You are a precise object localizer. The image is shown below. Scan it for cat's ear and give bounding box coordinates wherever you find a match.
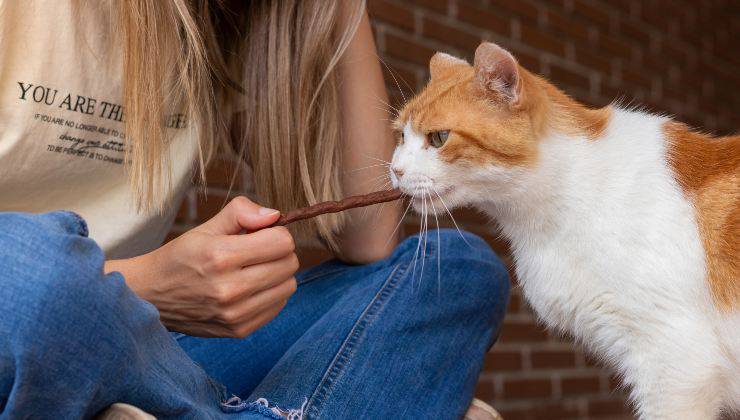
[429,52,469,79]
[474,42,523,106]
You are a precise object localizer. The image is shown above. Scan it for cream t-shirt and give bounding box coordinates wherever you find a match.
[0,1,198,259]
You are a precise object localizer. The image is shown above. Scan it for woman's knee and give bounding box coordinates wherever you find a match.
[0,211,114,336]
[393,229,510,319]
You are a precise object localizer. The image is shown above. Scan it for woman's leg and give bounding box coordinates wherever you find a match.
[178,229,510,419]
[0,212,230,419]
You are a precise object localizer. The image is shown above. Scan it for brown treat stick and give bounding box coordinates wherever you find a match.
[272,188,403,227]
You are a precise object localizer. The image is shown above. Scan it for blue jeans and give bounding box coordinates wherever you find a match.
[0,211,509,419]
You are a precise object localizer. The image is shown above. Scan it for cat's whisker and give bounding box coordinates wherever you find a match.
[431,186,471,248]
[372,180,394,223]
[376,54,417,98]
[372,91,400,112]
[372,104,399,118]
[344,162,390,174]
[384,191,415,249]
[362,154,392,166]
[409,187,424,289]
[376,56,409,103]
[424,191,430,281]
[417,188,432,290]
[428,190,442,297]
[357,172,391,189]
[362,176,392,219]
[371,94,400,118]
[363,174,391,196]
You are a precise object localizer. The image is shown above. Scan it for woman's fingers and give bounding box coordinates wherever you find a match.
[200,196,281,235]
[167,298,289,339]
[228,300,288,338]
[224,226,295,267]
[207,253,298,304]
[198,226,295,274]
[218,277,297,327]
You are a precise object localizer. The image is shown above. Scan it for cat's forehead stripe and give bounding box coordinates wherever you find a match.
[405,80,467,132]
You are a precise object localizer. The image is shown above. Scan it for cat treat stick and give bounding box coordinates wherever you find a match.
[272,188,403,227]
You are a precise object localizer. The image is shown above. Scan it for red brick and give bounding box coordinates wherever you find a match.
[499,402,581,420]
[206,159,242,190]
[520,23,566,56]
[621,65,652,90]
[367,0,415,32]
[548,64,590,90]
[408,0,447,14]
[385,32,436,66]
[506,292,524,313]
[588,397,632,417]
[422,15,481,52]
[487,0,540,24]
[572,0,612,29]
[498,319,549,343]
[483,349,523,371]
[640,3,678,33]
[544,9,591,43]
[474,379,496,401]
[530,349,577,369]
[561,375,602,395]
[502,377,552,399]
[618,18,651,44]
[574,46,613,74]
[662,41,690,65]
[598,34,633,59]
[457,0,510,35]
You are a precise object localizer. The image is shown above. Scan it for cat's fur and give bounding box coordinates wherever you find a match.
[390,42,739,419]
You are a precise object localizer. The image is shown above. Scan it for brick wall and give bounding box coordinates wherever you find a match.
[170,1,739,419]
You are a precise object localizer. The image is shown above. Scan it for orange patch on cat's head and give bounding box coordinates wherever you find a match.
[394,42,610,168]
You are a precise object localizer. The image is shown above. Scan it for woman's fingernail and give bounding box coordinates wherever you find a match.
[259,207,279,215]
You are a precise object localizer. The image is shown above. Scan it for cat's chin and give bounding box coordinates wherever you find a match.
[406,186,458,216]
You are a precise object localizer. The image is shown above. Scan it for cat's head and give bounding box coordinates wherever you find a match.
[390,42,599,213]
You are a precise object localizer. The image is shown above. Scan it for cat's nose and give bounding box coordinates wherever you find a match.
[392,167,404,177]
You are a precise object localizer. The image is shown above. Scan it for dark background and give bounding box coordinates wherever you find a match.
[172,1,739,418]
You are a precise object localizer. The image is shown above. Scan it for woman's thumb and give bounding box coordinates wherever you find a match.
[201,196,280,235]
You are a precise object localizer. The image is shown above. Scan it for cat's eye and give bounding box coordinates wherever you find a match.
[399,131,405,144]
[427,130,449,148]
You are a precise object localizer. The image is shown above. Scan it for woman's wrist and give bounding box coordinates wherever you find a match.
[104,251,160,298]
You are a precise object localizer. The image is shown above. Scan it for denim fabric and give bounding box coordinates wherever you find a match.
[0,211,509,419]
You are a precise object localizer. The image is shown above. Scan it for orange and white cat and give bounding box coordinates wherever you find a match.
[390,42,739,419]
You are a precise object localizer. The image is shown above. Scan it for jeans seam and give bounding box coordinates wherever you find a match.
[303,262,408,419]
[298,268,347,286]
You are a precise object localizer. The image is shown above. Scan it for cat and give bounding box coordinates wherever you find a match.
[389,42,739,419]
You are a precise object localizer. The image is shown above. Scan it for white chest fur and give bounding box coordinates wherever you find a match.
[482,109,708,336]
[477,109,738,418]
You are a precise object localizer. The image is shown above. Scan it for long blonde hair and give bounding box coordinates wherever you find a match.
[119,0,365,247]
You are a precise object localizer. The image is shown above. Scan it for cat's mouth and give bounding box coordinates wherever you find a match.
[405,185,452,215]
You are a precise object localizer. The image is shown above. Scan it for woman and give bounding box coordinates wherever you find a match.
[0,1,510,418]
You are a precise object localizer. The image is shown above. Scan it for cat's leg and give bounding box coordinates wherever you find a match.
[626,328,725,420]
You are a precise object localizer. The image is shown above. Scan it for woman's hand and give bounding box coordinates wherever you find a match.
[106,197,298,338]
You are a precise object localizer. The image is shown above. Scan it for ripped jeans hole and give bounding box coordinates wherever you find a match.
[220,395,307,420]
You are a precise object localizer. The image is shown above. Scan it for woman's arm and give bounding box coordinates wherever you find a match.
[336,9,402,264]
[105,197,298,338]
